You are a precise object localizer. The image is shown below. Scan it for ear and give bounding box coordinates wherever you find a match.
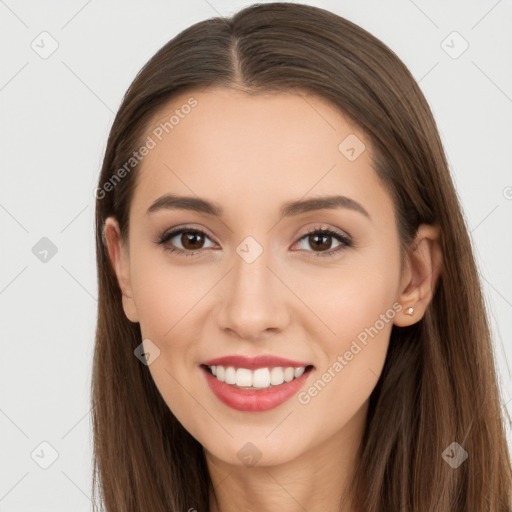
[394,223,443,327]
[103,216,139,323]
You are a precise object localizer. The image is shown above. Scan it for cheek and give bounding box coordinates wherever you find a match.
[292,243,401,348]
[129,247,209,339]
[291,283,396,448]
[300,243,400,413]
[128,251,211,431]
[291,241,400,407]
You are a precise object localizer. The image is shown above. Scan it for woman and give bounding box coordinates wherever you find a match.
[91,3,512,511]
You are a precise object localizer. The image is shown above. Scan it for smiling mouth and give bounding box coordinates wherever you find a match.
[201,363,314,390]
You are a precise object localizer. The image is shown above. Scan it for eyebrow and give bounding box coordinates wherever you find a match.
[146,193,370,220]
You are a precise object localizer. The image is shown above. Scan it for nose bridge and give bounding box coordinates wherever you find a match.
[232,237,274,295]
[216,234,289,338]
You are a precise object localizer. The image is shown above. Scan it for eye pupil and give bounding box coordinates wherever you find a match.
[182,232,204,250]
[310,234,331,251]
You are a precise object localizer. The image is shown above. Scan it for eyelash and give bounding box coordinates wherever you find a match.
[156,225,353,259]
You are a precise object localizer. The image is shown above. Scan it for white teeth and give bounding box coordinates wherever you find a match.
[270,367,285,386]
[216,365,225,382]
[235,368,253,387]
[207,365,308,389]
[283,367,295,382]
[224,366,236,385]
[294,366,305,378]
[252,368,271,388]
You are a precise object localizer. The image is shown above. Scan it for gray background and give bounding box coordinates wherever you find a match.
[1,0,511,510]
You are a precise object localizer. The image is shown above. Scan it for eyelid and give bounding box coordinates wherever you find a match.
[158,223,217,243]
[295,224,352,244]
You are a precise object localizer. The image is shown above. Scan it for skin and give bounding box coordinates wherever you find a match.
[105,86,442,512]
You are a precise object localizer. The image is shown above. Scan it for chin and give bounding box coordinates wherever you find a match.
[201,430,309,469]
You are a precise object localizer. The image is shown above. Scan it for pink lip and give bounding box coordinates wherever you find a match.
[201,354,312,370]
[201,365,313,412]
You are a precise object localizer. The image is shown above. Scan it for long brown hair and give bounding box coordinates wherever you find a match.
[91,3,512,510]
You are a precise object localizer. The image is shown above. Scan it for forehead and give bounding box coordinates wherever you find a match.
[130,86,393,224]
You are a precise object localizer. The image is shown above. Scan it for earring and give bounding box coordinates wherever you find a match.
[405,307,414,315]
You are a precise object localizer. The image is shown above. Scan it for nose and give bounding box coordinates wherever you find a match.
[215,247,291,341]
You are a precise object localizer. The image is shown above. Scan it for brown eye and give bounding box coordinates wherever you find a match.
[157,227,216,255]
[308,233,333,251]
[181,231,205,250]
[295,227,352,258]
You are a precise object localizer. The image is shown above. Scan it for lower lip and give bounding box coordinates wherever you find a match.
[201,365,313,412]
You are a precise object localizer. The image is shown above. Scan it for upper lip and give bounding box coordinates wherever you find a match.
[201,355,313,370]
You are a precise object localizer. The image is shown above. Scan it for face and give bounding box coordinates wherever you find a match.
[107,86,408,467]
